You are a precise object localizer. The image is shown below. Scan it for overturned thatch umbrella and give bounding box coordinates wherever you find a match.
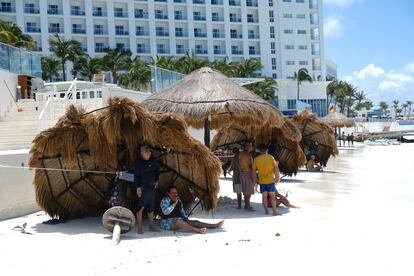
[142,67,284,147]
[211,119,306,176]
[320,111,355,128]
[292,110,339,166]
[29,97,221,220]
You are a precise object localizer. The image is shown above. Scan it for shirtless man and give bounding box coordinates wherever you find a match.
[238,142,255,211]
[306,155,322,172]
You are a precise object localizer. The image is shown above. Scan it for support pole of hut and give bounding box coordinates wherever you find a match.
[112,223,121,245]
[204,115,211,148]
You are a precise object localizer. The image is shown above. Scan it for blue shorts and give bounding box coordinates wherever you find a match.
[259,183,276,193]
[136,187,155,213]
[160,217,186,230]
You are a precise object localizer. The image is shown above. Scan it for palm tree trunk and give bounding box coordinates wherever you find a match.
[297,81,300,100]
[62,61,66,81]
[112,70,117,84]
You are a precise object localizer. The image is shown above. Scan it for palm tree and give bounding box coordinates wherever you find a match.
[210,57,235,77]
[354,91,366,107]
[48,34,82,81]
[379,101,389,116]
[392,100,399,118]
[402,103,408,117]
[102,46,132,84]
[344,82,357,117]
[75,56,103,81]
[176,51,208,74]
[232,58,262,77]
[41,56,59,82]
[119,57,151,90]
[0,20,35,49]
[363,100,374,110]
[152,56,177,71]
[245,77,278,101]
[294,68,312,100]
[405,100,412,117]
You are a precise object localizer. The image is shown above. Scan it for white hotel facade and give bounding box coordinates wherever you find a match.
[0,0,330,116]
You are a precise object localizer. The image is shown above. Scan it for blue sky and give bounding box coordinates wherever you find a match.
[323,0,414,105]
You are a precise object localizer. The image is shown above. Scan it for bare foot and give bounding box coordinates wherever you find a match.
[137,227,144,234]
[149,225,161,232]
[272,211,279,216]
[196,227,207,234]
[264,209,269,215]
[216,220,225,228]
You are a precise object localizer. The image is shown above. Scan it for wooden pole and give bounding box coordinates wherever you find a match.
[204,116,211,148]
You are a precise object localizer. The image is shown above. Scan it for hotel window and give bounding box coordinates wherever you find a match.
[268,0,273,6]
[298,45,308,50]
[89,91,95,99]
[287,99,296,110]
[299,61,308,65]
[115,26,124,35]
[157,44,166,53]
[271,58,277,70]
[284,29,293,34]
[286,61,295,65]
[269,11,274,22]
[297,30,307,34]
[296,0,305,2]
[176,44,184,54]
[114,8,123,17]
[283,13,292,18]
[270,26,275,38]
[297,14,306,19]
[272,73,277,79]
[284,45,294,49]
[137,44,147,53]
[283,0,292,2]
[270,42,276,54]
[1,2,12,12]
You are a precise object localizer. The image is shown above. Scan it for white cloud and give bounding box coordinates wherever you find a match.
[324,0,363,8]
[403,62,414,74]
[342,64,414,105]
[378,81,400,91]
[324,16,343,38]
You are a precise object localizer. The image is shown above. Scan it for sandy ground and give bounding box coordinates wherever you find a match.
[1,143,414,276]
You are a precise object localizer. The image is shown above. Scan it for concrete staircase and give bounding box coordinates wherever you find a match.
[0,100,40,151]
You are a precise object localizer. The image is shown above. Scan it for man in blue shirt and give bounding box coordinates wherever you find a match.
[134,144,160,234]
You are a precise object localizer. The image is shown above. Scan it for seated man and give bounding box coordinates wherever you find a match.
[267,190,299,209]
[306,155,322,172]
[160,186,224,234]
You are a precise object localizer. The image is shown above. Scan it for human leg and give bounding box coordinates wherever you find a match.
[244,194,254,211]
[187,219,224,229]
[147,212,160,232]
[261,191,269,214]
[172,219,206,234]
[268,191,278,215]
[236,193,242,209]
[136,207,144,234]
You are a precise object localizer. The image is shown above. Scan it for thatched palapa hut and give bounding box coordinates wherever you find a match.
[211,120,307,176]
[292,110,339,166]
[29,97,221,220]
[320,111,355,128]
[142,67,284,147]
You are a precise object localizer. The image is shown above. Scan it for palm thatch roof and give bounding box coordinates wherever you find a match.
[211,119,306,176]
[320,111,355,128]
[291,110,339,166]
[142,67,284,130]
[28,97,221,220]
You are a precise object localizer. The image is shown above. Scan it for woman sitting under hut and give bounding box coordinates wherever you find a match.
[306,155,322,172]
[160,186,224,234]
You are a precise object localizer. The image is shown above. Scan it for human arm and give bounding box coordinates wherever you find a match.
[273,160,280,183]
[160,197,178,215]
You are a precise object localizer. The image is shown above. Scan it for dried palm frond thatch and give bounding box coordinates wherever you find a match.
[292,110,339,166]
[142,67,284,146]
[320,111,355,128]
[211,119,306,176]
[29,97,221,220]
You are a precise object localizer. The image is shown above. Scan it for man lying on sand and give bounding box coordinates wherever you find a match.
[160,186,224,234]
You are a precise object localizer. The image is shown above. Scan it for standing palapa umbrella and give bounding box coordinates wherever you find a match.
[142,67,284,148]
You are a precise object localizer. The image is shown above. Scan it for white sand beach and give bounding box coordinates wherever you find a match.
[1,143,413,276]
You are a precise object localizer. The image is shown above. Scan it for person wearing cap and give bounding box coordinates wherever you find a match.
[253,143,280,216]
[133,144,160,234]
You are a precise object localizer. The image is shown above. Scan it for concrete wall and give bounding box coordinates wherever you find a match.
[0,150,39,221]
[0,70,18,120]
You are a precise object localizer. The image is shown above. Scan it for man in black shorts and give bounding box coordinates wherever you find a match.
[134,144,160,234]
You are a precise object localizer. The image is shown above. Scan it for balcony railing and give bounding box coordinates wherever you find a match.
[248,33,259,39]
[137,48,149,54]
[47,8,63,15]
[25,27,41,33]
[312,50,320,55]
[94,29,108,35]
[174,14,187,20]
[313,66,321,70]
[115,30,129,35]
[211,0,223,4]
[212,15,224,21]
[93,11,107,17]
[195,49,207,54]
[212,32,225,38]
[193,15,206,21]
[72,28,86,34]
[157,48,170,54]
[214,49,225,55]
[0,6,16,12]
[48,27,64,33]
[156,31,169,36]
[135,11,148,18]
[95,47,106,53]
[246,0,258,7]
[174,0,186,3]
[114,11,128,17]
[247,17,259,23]
[175,31,188,37]
[71,9,85,16]
[230,33,242,39]
[193,0,205,4]
[24,7,40,14]
[249,50,260,55]
[231,49,243,55]
[136,30,149,36]
[229,0,241,6]
[194,32,207,38]
[176,48,189,54]
[311,34,320,40]
[0,42,42,78]
[230,16,242,22]
[155,13,168,19]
